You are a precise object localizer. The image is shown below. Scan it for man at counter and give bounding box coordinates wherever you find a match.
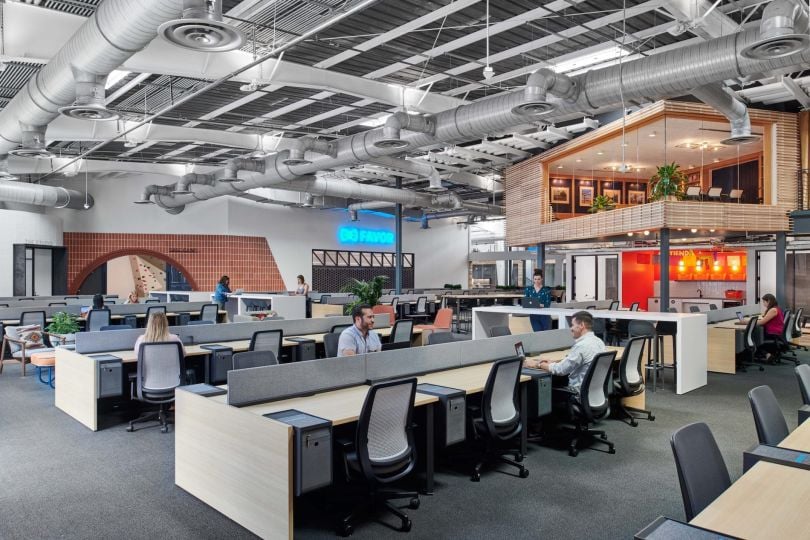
[524,311,605,396]
[338,304,382,356]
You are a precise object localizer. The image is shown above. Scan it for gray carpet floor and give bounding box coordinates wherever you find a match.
[1,353,806,540]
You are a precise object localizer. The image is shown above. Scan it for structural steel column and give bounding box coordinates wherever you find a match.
[395,176,403,294]
[660,228,670,313]
[776,232,786,306]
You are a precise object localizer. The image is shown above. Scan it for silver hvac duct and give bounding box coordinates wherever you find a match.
[220,157,266,183]
[423,209,478,220]
[369,156,445,191]
[172,172,217,195]
[0,155,17,179]
[376,111,436,149]
[347,201,395,211]
[158,0,243,52]
[282,137,337,166]
[691,84,759,145]
[0,179,93,210]
[511,68,577,116]
[741,0,810,60]
[0,0,185,156]
[58,69,118,121]
[8,124,53,159]
[147,25,810,213]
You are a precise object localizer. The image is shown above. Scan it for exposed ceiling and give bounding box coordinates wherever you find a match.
[1,0,808,215]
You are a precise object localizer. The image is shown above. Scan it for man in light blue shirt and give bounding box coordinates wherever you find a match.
[338,304,382,356]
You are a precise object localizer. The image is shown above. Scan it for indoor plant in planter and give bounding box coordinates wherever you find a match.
[589,194,616,213]
[46,311,81,345]
[342,275,389,314]
[649,162,687,201]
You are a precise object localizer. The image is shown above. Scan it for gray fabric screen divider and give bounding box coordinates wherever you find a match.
[364,343,461,382]
[458,329,574,366]
[0,305,83,321]
[227,355,367,407]
[706,303,760,323]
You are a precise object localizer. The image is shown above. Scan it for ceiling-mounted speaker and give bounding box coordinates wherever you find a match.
[159,0,244,52]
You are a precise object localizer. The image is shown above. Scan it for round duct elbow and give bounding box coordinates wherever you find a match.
[158,1,244,52]
[59,102,118,122]
[741,1,810,59]
[720,133,761,145]
[8,125,54,159]
[740,32,810,59]
[133,198,155,204]
[282,148,312,166]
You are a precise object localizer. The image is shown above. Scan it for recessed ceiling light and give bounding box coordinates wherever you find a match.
[709,229,715,232]
[575,158,582,163]
[557,165,564,169]
[627,232,634,236]
[596,151,604,155]
[643,230,650,236]
[691,228,698,233]
[648,132,656,138]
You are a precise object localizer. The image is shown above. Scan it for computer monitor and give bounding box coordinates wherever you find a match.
[521,297,541,309]
[514,341,525,358]
[736,311,744,322]
[233,288,245,295]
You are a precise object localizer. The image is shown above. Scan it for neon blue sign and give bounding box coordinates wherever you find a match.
[338,227,395,245]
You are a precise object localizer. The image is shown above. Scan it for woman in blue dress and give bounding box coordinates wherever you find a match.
[214,275,231,310]
[524,270,552,331]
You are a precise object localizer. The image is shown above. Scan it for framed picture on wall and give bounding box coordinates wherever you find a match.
[603,188,622,204]
[550,186,570,204]
[579,185,594,206]
[628,189,646,205]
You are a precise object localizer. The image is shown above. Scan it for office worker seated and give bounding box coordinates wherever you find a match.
[134,312,184,354]
[524,311,605,395]
[757,293,785,360]
[338,304,381,357]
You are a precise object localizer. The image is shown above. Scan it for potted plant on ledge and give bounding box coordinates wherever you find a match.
[649,162,687,201]
[589,194,616,213]
[342,275,389,314]
[46,311,81,346]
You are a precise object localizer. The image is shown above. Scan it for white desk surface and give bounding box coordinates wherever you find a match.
[472,305,705,322]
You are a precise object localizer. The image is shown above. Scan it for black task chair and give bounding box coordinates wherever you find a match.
[670,422,731,521]
[762,310,797,365]
[187,320,215,326]
[233,350,278,370]
[612,336,655,426]
[123,315,138,328]
[324,333,341,358]
[48,302,67,306]
[86,308,111,332]
[249,329,283,360]
[738,316,763,372]
[489,325,512,337]
[144,299,160,304]
[796,364,810,406]
[748,385,789,445]
[319,294,331,304]
[330,323,352,334]
[405,296,431,323]
[553,351,617,456]
[689,305,701,313]
[629,302,639,311]
[629,320,663,390]
[608,301,620,311]
[427,332,467,345]
[338,378,420,536]
[468,357,529,481]
[146,305,167,320]
[127,341,184,433]
[591,317,610,343]
[389,319,413,345]
[100,324,133,331]
[709,304,718,310]
[199,303,219,323]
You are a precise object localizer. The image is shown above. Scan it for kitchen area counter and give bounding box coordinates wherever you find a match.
[648,296,744,312]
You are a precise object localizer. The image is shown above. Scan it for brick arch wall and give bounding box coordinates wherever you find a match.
[64,233,285,294]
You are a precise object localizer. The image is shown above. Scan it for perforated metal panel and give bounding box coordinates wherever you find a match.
[312,249,414,292]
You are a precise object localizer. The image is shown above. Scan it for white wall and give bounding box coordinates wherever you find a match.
[0,209,63,296]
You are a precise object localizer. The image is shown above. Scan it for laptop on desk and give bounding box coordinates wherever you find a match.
[735,311,747,325]
[521,297,541,309]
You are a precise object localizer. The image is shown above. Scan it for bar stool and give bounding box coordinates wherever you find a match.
[656,320,677,389]
[628,320,663,391]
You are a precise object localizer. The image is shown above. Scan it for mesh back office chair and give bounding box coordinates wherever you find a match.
[685,185,702,200]
[187,320,215,326]
[553,351,617,457]
[689,305,701,313]
[123,315,138,328]
[233,350,278,370]
[670,422,731,520]
[390,319,413,345]
[629,302,639,311]
[199,303,219,323]
[796,364,810,405]
[612,337,655,426]
[609,301,620,311]
[405,296,430,323]
[428,332,461,345]
[320,294,331,304]
[790,307,807,352]
[249,329,283,360]
[591,317,609,343]
[146,305,167,320]
[738,315,763,372]
[748,385,789,445]
[762,310,797,365]
[707,187,723,200]
[629,320,663,390]
[86,308,111,332]
[144,299,160,304]
[489,325,512,337]
[48,302,67,306]
[127,341,184,433]
[709,304,718,310]
[729,188,743,202]
[469,357,529,481]
[323,333,341,358]
[338,378,420,536]
[390,296,399,314]
[100,325,133,331]
[330,324,351,334]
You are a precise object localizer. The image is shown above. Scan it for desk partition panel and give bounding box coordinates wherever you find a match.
[0,304,83,321]
[364,343,461,382]
[706,303,760,324]
[227,355,367,407]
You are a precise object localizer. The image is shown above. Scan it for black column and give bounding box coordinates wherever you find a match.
[536,242,545,274]
[395,176,403,295]
[660,228,670,313]
[776,232,786,306]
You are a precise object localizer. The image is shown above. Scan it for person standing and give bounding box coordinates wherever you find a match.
[524,270,553,331]
[295,275,311,295]
[214,275,231,310]
[337,304,382,356]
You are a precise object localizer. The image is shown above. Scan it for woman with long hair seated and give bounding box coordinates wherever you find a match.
[757,293,785,362]
[134,312,184,354]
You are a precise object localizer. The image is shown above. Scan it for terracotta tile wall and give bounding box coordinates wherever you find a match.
[64,233,285,294]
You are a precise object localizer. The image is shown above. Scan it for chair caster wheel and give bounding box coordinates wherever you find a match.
[759,367,764,372]
[401,518,412,532]
[126,426,134,432]
[648,414,655,421]
[338,523,354,537]
[600,433,608,440]
[609,447,616,454]
[515,453,524,462]
[630,420,638,427]
[569,449,578,457]
[161,426,169,433]
[471,473,481,482]
[519,468,529,478]
[409,497,420,509]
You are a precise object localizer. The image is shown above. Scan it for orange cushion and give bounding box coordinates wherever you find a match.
[30,352,56,366]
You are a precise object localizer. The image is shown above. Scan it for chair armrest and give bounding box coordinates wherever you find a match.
[3,335,25,345]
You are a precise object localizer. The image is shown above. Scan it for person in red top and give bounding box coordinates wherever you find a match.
[757,293,784,361]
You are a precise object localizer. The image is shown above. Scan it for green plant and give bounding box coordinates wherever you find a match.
[443,283,462,290]
[342,275,389,313]
[649,162,687,201]
[46,311,80,335]
[588,194,616,213]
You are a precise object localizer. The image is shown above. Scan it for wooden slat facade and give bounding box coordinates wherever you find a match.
[505,101,800,246]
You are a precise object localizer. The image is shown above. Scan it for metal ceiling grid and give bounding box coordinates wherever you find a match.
[266,92,372,125]
[0,62,41,109]
[38,0,102,17]
[217,86,324,121]
[113,75,208,118]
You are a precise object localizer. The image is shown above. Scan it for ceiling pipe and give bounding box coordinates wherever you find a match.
[423,209,478,220]
[740,0,810,60]
[690,84,759,145]
[511,68,578,116]
[157,0,243,52]
[347,201,395,211]
[220,156,266,183]
[57,68,118,121]
[0,179,93,210]
[369,156,445,191]
[282,137,337,166]
[375,111,436,149]
[7,124,54,159]
[172,172,217,195]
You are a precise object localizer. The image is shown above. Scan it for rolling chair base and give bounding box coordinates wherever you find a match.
[558,424,616,457]
[126,405,172,433]
[338,490,419,536]
[471,453,528,482]
[615,404,655,427]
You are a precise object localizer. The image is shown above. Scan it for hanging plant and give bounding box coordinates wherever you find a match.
[649,162,687,201]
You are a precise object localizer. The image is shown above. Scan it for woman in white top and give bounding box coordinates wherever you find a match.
[295,275,311,295]
[133,312,184,354]
[124,291,139,304]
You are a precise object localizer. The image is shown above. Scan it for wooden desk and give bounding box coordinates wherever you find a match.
[417,362,531,394]
[707,320,748,374]
[176,385,439,540]
[690,461,810,539]
[779,416,810,451]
